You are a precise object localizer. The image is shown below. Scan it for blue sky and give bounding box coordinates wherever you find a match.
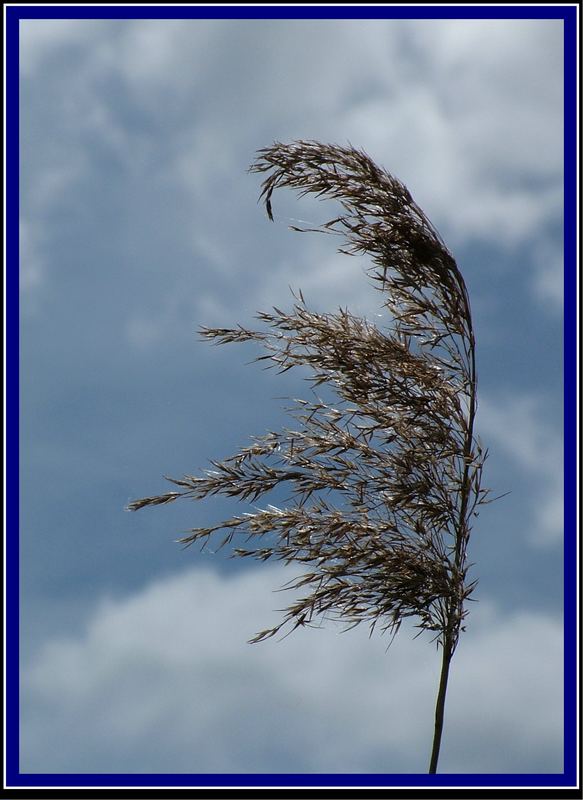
[17,13,566,778]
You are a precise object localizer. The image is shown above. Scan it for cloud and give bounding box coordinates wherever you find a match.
[478,393,563,546]
[19,17,563,328]
[337,19,562,246]
[19,19,99,76]
[531,238,564,313]
[19,220,44,293]
[21,563,563,776]
[116,19,216,99]
[19,161,84,311]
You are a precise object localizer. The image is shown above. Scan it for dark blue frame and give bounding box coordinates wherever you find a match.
[5,2,579,792]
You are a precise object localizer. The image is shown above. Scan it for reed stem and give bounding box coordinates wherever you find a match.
[429,637,453,773]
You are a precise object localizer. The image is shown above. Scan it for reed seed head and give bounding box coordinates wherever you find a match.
[128,140,490,651]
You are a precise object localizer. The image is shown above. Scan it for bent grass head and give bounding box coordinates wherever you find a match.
[128,140,492,770]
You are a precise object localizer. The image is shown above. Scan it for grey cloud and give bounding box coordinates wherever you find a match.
[478,393,563,547]
[21,564,563,775]
[19,17,563,326]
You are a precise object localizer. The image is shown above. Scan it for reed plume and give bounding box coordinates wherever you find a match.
[128,140,491,773]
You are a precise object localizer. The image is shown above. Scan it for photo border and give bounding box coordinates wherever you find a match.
[4,2,580,794]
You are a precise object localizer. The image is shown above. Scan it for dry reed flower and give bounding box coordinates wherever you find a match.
[128,140,492,773]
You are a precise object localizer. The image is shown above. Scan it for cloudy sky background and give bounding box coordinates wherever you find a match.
[18,13,566,778]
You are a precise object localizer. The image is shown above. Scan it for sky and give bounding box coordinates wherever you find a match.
[17,11,567,779]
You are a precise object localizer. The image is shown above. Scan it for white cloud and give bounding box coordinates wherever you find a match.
[22,17,562,235]
[19,17,563,324]
[478,393,563,546]
[336,19,563,249]
[21,563,563,776]
[402,19,563,180]
[117,19,212,92]
[250,233,380,321]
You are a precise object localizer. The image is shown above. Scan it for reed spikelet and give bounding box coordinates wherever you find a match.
[128,140,492,773]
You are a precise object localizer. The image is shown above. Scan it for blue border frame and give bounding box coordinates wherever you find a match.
[6,2,579,792]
